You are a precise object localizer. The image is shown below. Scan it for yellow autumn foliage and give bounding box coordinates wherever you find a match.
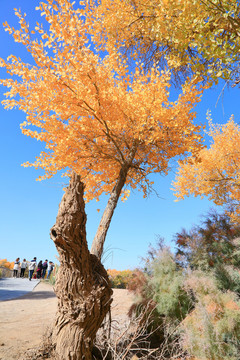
[107,268,134,288]
[0,259,14,269]
[174,117,240,222]
[91,0,240,82]
[0,0,205,203]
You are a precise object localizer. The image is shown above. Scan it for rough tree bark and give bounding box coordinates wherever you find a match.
[50,173,113,360]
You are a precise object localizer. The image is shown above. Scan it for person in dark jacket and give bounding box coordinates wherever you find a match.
[28,257,37,281]
[20,259,27,278]
[41,260,48,279]
[36,260,43,279]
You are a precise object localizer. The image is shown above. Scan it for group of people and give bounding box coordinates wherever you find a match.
[13,257,55,281]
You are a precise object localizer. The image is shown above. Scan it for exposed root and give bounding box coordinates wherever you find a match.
[20,327,56,360]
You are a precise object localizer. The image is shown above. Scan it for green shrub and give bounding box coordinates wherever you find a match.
[128,245,192,353]
[214,264,240,295]
[148,248,191,321]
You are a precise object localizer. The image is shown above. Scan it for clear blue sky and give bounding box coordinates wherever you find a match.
[0,1,239,270]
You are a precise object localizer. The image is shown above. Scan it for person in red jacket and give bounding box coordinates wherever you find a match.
[36,260,43,279]
[41,260,48,279]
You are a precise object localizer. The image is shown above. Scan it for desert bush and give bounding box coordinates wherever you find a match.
[175,211,240,271]
[107,269,135,289]
[174,211,240,297]
[148,248,191,321]
[128,245,191,355]
[129,247,191,320]
[212,238,240,295]
[214,264,240,296]
[127,269,148,297]
[182,271,240,360]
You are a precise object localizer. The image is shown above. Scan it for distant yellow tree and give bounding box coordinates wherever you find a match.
[174,117,240,222]
[0,259,14,269]
[107,269,134,288]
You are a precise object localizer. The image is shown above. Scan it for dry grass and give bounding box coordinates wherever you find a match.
[94,303,187,360]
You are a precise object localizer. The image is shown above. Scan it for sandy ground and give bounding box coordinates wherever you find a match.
[0,282,134,360]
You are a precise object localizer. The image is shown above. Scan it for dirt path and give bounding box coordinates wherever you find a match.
[0,282,134,360]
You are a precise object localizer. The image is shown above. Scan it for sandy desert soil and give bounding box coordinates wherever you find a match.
[0,282,134,360]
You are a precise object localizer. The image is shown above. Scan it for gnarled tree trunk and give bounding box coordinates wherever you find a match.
[50,173,112,360]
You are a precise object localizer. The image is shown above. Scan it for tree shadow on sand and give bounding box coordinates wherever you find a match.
[0,289,56,301]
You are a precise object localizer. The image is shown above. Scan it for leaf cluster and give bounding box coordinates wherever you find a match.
[91,0,240,84]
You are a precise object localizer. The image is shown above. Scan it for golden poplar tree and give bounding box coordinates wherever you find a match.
[0,0,205,358]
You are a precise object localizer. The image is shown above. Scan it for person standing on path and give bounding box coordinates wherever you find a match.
[20,259,27,278]
[28,257,37,281]
[47,261,54,279]
[13,258,20,278]
[36,260,43,279]
[41,260,48,279]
